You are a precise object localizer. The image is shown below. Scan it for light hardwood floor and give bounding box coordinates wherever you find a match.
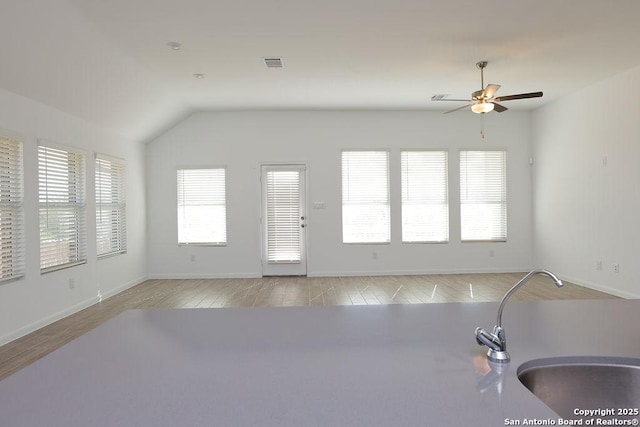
[0,273,617,381]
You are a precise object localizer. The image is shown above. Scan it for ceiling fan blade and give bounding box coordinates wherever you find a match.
[443,104,471,114]
[482,84,501,99]
[492,102,508,113]
[431,96,472,102]
[494,91,543,102]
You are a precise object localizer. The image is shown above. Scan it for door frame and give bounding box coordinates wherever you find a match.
[259,163,309,276]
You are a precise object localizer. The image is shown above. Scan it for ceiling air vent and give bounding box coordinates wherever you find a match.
[264,57,283,68]
[431,94,450,101]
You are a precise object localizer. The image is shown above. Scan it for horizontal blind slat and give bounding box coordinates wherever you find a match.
[96,155,127,257]
[342,151,390,243]
[266,170,301,263]
[460,150,507,241]
[0,137,24,281]
[177,169,227,244]
[39,144,87,271]
[401,151,449,242]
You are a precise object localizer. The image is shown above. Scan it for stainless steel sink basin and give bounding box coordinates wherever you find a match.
[518,356,640,420]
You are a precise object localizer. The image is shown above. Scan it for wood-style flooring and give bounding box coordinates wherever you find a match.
[0,273,617,381]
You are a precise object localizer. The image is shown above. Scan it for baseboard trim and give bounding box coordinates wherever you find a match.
[307,267,533,277]
[148,268,536,279]
[556,273,638,299]
[148,273,262,279]
[0,275,148,347]
[0,296,98,347]
[98,275,148,300]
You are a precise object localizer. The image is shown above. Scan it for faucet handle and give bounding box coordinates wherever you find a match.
[475,327,502,349]
[476,326,511,363]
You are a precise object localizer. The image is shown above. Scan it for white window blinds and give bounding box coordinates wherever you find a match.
[0,136,24,282]
[460,150,507,242]
[96,154,126,258]
[401,151,449,242]
[39,144,87,272]
[265,169,301,263]
[177,168,227,245]
[342,151,390,243]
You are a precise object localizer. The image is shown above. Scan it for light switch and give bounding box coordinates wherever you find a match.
[312,201,326,209]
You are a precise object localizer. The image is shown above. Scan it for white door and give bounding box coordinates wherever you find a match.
[261,165,307,276]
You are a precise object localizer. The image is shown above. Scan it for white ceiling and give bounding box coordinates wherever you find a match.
[2,0,640,141]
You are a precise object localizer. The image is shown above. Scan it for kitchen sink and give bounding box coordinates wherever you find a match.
[517,356,640,419]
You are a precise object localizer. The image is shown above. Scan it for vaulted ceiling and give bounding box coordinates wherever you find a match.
[2,0,640,142]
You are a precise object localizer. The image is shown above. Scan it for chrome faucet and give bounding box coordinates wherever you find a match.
[475,269,564,363]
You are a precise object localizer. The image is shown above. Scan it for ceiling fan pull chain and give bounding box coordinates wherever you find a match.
[480,114,485,139]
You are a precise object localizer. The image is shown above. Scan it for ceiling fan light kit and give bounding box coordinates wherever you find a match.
[471,102,494,114]
[432,61,543,114]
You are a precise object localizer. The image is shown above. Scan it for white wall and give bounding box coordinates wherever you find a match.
[532,65,640,298]
[147,110,534,278]
[0,88,147,345]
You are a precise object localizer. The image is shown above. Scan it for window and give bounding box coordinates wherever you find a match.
[177,168,227,245]
[342,151,390,243]
[95,154,126,258]
[0,136,24,282]
[264,167,303,263]
[460,150,507,241]
[39,144,87,272]
[401,151,449,242]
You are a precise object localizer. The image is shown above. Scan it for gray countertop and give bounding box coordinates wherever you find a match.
[1,299,639,426]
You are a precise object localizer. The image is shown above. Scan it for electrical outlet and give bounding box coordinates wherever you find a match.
[68,278,75,289]
[613,263,620,273]
[596,261,602,271]
[190,255,196,262]
[489,250,495,258]
[372,252,378,260]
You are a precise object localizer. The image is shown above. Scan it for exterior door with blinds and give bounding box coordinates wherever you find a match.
[261,165,307,276]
